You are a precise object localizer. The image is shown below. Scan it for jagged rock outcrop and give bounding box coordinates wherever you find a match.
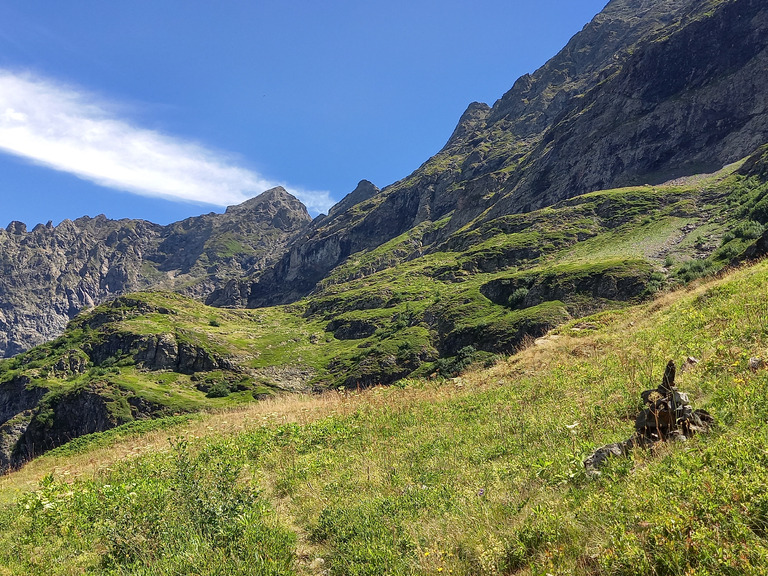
[0,187,311,357]
[3,383,166,473]
[325,180,380,219]
[0,294,249,472]
[0,216,161,357]
[480,261,654,312]
[0,376,47,428]
[82,330,229,375]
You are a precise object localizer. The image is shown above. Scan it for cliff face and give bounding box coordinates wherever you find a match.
[0,188,311,357]
[489,0,768,216]
[226,0,768,307]
[0,217,162,357]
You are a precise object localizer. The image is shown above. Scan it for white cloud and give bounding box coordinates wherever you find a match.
[0,70,334,213]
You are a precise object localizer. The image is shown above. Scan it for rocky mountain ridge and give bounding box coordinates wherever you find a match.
[0,187,310,357]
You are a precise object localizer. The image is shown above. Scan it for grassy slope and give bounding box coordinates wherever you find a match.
[302,159,766,379]
[1,254,768,574]
[1,156,766,473]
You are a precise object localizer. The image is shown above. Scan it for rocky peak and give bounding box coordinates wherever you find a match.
[327,180,381,218]
[224,187,312,231]
[0,188,313,357]
[227,186,294,213]
[487,0,702,134]
[470,0,768,218]
[236,0,768,310]
[442,102,491,151]
[5,221,26,235]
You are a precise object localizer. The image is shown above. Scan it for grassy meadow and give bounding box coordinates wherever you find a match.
[1,254,768,574]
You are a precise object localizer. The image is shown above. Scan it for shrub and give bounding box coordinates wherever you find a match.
[749,194,768,223]
[206,382,231,398]
[9,439,296,574]
[507,287,530,309]
[713,243,741,262]
[435,345,484,377]
[643,271,666,295]
[722,220,765,246]
[676,259,712,283]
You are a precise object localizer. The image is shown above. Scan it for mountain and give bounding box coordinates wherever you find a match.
[0,187,310,357]
[231,0,768,307]
[3,1,768,570]
[1,151,766,470]
[3,0,768,356]
[1,0,768,470]
[3,216,768,574]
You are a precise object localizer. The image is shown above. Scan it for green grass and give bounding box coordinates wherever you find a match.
[44,413,198,458]
[2,255,768,574]
[0,438,296,575]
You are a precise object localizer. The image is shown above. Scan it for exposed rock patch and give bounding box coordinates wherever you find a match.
[252,365,316,392]
[481,261,654,313]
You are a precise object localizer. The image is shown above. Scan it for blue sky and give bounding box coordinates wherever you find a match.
[0,0,607,227]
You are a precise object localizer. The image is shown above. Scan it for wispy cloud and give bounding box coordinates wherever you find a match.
[0,69,334,213]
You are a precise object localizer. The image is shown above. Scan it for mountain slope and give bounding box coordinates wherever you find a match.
[234,0,768,308]
[3,0,767,356]
[1,151,766,470]
[0,0,767,571]
[2,0,768,471]
[487,0,768,216]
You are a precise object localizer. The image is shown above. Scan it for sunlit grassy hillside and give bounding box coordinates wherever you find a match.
[1,254,767,574]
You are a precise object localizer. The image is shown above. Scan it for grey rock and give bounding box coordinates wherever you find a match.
[0,376,47,426]
[326,318,379,340]
[0,410,35,473]
[327,180,381,218]
[149,334,179,369]
[53,350,89,376]
[584,441,632,477]
[0,380,167,472]
[680,356,700,372]
[672,390,690,406]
